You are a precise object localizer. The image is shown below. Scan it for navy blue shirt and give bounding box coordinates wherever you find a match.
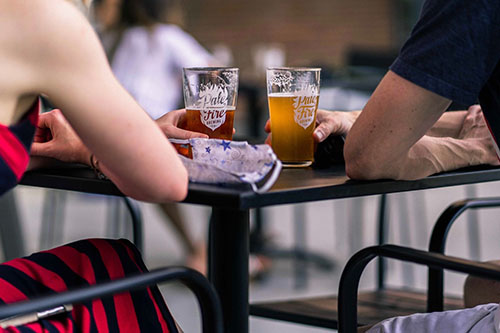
[390,0,500,144]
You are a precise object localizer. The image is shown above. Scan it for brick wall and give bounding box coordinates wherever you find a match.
[179,0,396,80]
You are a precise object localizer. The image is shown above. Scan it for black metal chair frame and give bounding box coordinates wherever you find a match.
[426,197,500,311]
[0,266,223,333]
[123,197,143,251]
[338,244,500,333]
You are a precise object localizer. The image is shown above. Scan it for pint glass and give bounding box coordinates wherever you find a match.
[183,67,239,140]
[267,67,321,167]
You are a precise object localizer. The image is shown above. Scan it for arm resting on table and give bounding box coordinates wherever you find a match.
[344,71,498,180]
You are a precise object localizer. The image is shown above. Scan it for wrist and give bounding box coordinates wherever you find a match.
[80,147,92,166]
[89,153,108,179]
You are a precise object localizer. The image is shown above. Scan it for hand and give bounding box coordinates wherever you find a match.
[264,109,359,145]
[458,105,500,166]
[458,105,490,140]
[30,109,91,165]
[313,110,359,142]
[156,109,209,139]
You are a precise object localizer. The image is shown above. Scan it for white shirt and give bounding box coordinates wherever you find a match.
[109,24,212,119]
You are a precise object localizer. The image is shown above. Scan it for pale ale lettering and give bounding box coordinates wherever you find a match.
[185,107,235,140]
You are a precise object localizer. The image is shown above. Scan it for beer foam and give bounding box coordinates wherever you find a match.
[268,93,319,97]
[186,106,236,111]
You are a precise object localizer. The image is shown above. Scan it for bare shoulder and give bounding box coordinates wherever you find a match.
[0,0,91,45]
[0,0,105,87]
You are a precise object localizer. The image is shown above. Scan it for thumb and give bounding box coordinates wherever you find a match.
[265,133,272,146]
[264,119,271,133]
[313,122,333,143]
[30,141,54,158]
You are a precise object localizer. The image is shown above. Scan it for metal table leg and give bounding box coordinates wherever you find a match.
[377,194,388,290]
[209,207,249,333]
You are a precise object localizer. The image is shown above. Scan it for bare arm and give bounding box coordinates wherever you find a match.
[425,110,468,138]
[312,107,467,142]
[11,0,187,202]
[344,71,498,180]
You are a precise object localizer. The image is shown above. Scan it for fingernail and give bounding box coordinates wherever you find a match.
[315,131,324,141]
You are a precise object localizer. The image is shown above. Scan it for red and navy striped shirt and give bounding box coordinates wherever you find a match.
[0,100,177,332]
[0,98,39,195]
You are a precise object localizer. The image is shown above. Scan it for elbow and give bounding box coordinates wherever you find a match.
[118,167,189,203]
[167,171,189,202]
[344,142,389,180]
[156,167,189,202]
[345,152,378,180]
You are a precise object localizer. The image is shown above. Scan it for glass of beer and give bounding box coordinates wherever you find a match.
[267,67,321,167]
[182,67,239,140]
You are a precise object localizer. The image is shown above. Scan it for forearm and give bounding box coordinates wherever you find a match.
[385,135,492,180]
[27,156,70,171]
[425,111,467,138]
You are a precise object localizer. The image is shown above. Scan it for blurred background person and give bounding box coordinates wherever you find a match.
[93,0,215,273]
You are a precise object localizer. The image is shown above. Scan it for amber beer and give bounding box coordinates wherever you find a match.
[268,93,319,166]
[185,107,235,140]
[183,67,239,141]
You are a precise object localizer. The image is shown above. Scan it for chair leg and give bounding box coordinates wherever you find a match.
[106,196,123,238]
[464,186,480,260]
[397,193,415,288]
[40,190,66,249]
[293,204,308,289]
[105,197,143,253]
[0,191,25,260]
[123,198,143,253]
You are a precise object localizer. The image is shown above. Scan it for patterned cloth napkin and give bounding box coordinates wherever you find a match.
[170,138,282,193]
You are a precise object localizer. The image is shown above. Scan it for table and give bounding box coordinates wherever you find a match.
[20,164,500,333]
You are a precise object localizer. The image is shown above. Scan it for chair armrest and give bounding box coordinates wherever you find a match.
[428,197,500,311]
[0,266,222,333]
[338,244,500,333]
[429,197,500,253]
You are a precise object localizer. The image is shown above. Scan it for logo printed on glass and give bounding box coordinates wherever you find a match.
[197,82,229,131]
[293,86,318,129]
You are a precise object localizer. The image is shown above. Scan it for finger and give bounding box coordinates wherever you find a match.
[468,105,482,113]
[313,121,337,143]
[33,127,52,143]
[265,133,272,146]
[165,126,209,139]
[36,112,53,129]
[315,109,329,122]
[172,109,188,128]
[264,119,271,133]
[30,141,54,158]
[37,110,63,133]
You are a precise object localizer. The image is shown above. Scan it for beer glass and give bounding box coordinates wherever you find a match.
[183,67,239,140]
[267,67,321,167]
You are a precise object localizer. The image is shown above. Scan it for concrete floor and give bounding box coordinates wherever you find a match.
[11,180,500,332]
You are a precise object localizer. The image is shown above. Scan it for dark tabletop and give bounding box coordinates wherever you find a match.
[20,163,500,210]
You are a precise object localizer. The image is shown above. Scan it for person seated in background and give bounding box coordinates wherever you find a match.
[0,0,198,330]
[91,0,214,274]
[93,0,214,119]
